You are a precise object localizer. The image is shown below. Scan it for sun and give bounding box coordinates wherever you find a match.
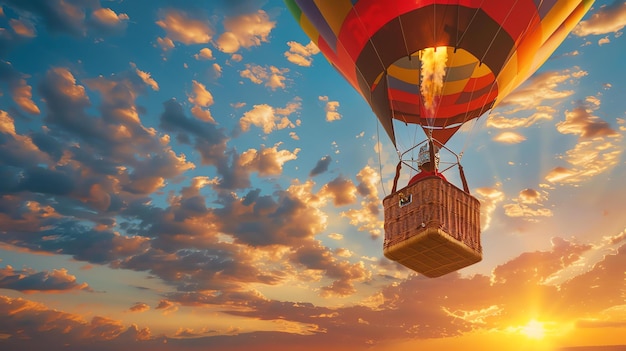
[521,319,546,339]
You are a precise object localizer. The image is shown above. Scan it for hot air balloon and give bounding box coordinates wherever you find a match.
[287,0,594,277]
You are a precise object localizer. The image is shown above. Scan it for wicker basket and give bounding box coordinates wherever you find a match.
[383,176,481,277]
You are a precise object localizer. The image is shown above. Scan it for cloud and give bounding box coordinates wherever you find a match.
[90,7,129,33]
[240,64,289,90]
[158,98,239,188]
[215,181,327,247]
[3,65,204,226]
[517,188,543,204]
[546,104,623,185]
[1,237,625,350]
[0,60,40,114]
[288,241,370,298]
[238,103,297,134]
[474,186,505,231]
[155,299,178,314]
[309,155,332,177]
[1,0,129,37]
[496,68,583,113]
[340,166,383,239]
[502,188,552,220]
[544,166,576,183]
[156,8,213,47]
[238,143,300,176]
[0,111,48,170]
[598,36,611,45]
[1,0,87,36]
[319,176,358,206]
[556,105,619,139]
[0,266,92,293]
[487,108,554,129]
[319,96,341,122]
[128,302,150,313]
[573,1,626,37]
[131,63,159,91]
[493,131,526,144]
[9,18,36,37]
[215,10,275,53]
[285,41,320,67]
[156,36,175,51]
[0,296,153,348]
[212,63,223,78]
[194,47,214,60]
[187,80,215,123]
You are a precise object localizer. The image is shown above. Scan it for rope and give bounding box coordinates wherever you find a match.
[460,0,531,158]
[391,161,402,194]
[376,117,389,197]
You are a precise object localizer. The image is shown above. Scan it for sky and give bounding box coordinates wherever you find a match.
[0,0,625,350]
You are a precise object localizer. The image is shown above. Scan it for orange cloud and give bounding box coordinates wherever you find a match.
[502,188,552,221]
[128,302,150,313]
[131,64,159,92]
[194,47,214,60]
[0,110,48,165]
[495,69,581,115]
[340,166,383,239]
[156,9,213,46]
[215,10,275,53]
[556,105,619,139]
[91,8,129,28]
[546,105,623,185]
[155,299,179,314]
[319,176,358,206]
[0,266,92,293]
[319,96,341,122]
[9,18,35,37]
[239,103,297,134]
[240,64,289,90]
[238,143,300,176]
[187,80,215,123]
[493,131,526,144]
[574,1,626,37]
[285,41,320,67]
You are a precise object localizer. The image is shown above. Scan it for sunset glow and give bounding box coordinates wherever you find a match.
[521,320,546,340]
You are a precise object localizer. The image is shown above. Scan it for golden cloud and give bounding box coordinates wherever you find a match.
[215,10,275,53]
[573,2,626,37]
[156,9,213,45]
[493,131,526,144]
[285,41,321,67]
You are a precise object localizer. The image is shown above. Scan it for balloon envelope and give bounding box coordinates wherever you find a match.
[287,0,594,145]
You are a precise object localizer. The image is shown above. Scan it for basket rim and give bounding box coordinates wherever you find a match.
[383,176,476,203]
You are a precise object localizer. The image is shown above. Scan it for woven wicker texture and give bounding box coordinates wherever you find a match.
[383,177,481,277]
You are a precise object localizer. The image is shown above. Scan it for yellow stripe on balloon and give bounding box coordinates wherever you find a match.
[299,14,321,45]
[314,0,353,37]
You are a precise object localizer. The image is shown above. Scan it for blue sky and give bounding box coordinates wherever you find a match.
[0,1,625,350]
